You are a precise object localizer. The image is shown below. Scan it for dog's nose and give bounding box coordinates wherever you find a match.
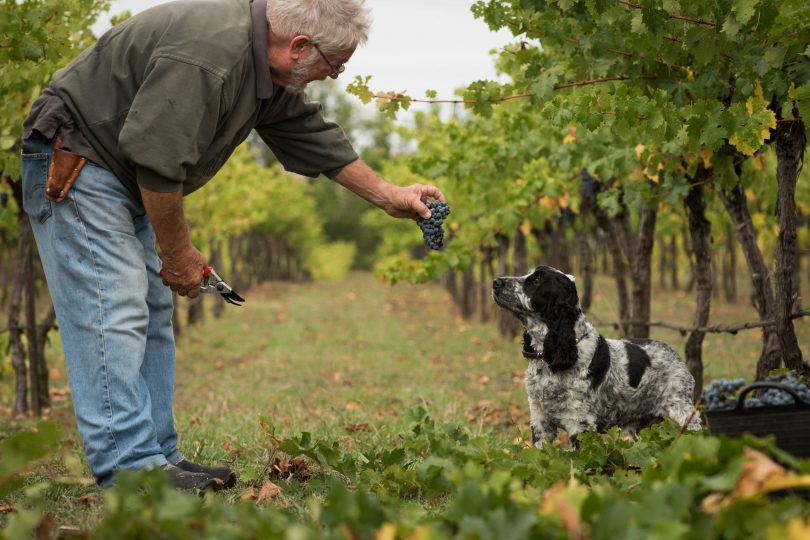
[493,278,504,289]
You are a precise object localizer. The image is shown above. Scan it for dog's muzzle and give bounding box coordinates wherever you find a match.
[492,278,524,312]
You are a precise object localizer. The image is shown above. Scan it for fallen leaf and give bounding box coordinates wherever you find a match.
[0,505,14,513]
[345,423,372,433]
[223,439,242,456]
[269,456,311,483]
[77,495,97,506]
[345,401,361,411]
[256,481,282,502]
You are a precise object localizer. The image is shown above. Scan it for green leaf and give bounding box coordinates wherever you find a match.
[763,45,788,70]
[722,15,743,36]
[732,0,760,25]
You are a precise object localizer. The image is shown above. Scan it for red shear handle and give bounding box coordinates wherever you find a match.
[203,266,213,277]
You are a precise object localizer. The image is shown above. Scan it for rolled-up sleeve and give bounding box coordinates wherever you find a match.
[254,90,358,178]
[118,56,225,192]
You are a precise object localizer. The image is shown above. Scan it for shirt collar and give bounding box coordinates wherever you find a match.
[250,0,274,99]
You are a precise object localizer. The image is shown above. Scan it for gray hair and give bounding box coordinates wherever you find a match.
[266,0,371,54]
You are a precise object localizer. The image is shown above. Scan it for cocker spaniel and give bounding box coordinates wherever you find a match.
[492,265,701,448]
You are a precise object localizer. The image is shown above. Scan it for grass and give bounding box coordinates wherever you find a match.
[1,269,808,532]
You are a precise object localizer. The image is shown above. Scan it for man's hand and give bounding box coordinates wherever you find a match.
[379,183,446,220]
[333,160,446,220]
[139,186,206,298]
[160,246,206,298]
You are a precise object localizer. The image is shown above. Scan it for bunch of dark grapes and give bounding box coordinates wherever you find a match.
[744,373,810,408]
[417,201,450,250]
[702,374,810,411]
[702,378,746,411]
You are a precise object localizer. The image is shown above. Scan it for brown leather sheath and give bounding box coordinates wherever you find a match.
[45,135,87,202]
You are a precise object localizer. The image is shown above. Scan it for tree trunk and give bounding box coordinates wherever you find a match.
[659,234,667,290]
[669,236,679,290]
[187,295,205,326]
[553,214,572,272]
[591,208,630,336]
[719,182,781,380]
[36,304,56,410]
[24,228,44,415]
[495,233,519,338]
[444,270,458,307]
[628,205,657,338]
[722,224,738,303]
[684,172,713,400]
[479,257,491,323]
[9,218,29,416]
[773,116,809,376]
[460,265,476,319]
[513,228,527,276]
[577,232,594,311]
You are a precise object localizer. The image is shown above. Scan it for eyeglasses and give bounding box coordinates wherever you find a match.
[312,42,346,78]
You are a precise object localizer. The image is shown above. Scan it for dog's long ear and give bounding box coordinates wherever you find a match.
[543,303,580,372]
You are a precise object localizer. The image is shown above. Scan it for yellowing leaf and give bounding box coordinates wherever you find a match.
[540,197,558,210]
[643,162,664,183]
[559,191,570,209]
[628,165,646,182]
[754,80,764,99]
[701,449,810,512]
[701,147,714,168]
[729,97,776,156]
[784,518,810,540]
[635,143,645,160]
[563,126,577,145]
[375,523,397,540]
[540,480,589,539]
[520,219,532,236]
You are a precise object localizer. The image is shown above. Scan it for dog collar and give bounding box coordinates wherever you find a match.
[522,332,542,359]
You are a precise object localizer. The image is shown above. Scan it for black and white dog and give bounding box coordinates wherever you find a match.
[492,265,701,448]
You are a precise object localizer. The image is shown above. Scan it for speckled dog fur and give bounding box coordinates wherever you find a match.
[492,265,701,448]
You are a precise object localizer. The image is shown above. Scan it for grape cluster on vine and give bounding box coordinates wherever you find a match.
[417,201,450,250]
[702,373,810,411]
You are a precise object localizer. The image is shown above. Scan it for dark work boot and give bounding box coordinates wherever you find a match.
[163,463,218,494]
[175,459,237,489]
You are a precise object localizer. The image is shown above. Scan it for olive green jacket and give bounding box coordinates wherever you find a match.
[46,0,357,197]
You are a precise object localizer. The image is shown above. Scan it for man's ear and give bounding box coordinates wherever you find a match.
[288,35,311,60]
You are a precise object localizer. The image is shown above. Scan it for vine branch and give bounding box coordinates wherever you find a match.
[358,75,657,105]
[589,309,810,336]
[617,1,717,28]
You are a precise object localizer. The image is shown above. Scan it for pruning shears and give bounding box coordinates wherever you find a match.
[200,266,245,306]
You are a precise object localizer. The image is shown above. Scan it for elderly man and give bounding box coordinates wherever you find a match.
[21,0,444,492]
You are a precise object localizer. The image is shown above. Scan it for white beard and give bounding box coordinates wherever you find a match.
[284,54,320,92]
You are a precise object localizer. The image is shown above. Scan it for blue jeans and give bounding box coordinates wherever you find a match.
[21,137,184,486]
